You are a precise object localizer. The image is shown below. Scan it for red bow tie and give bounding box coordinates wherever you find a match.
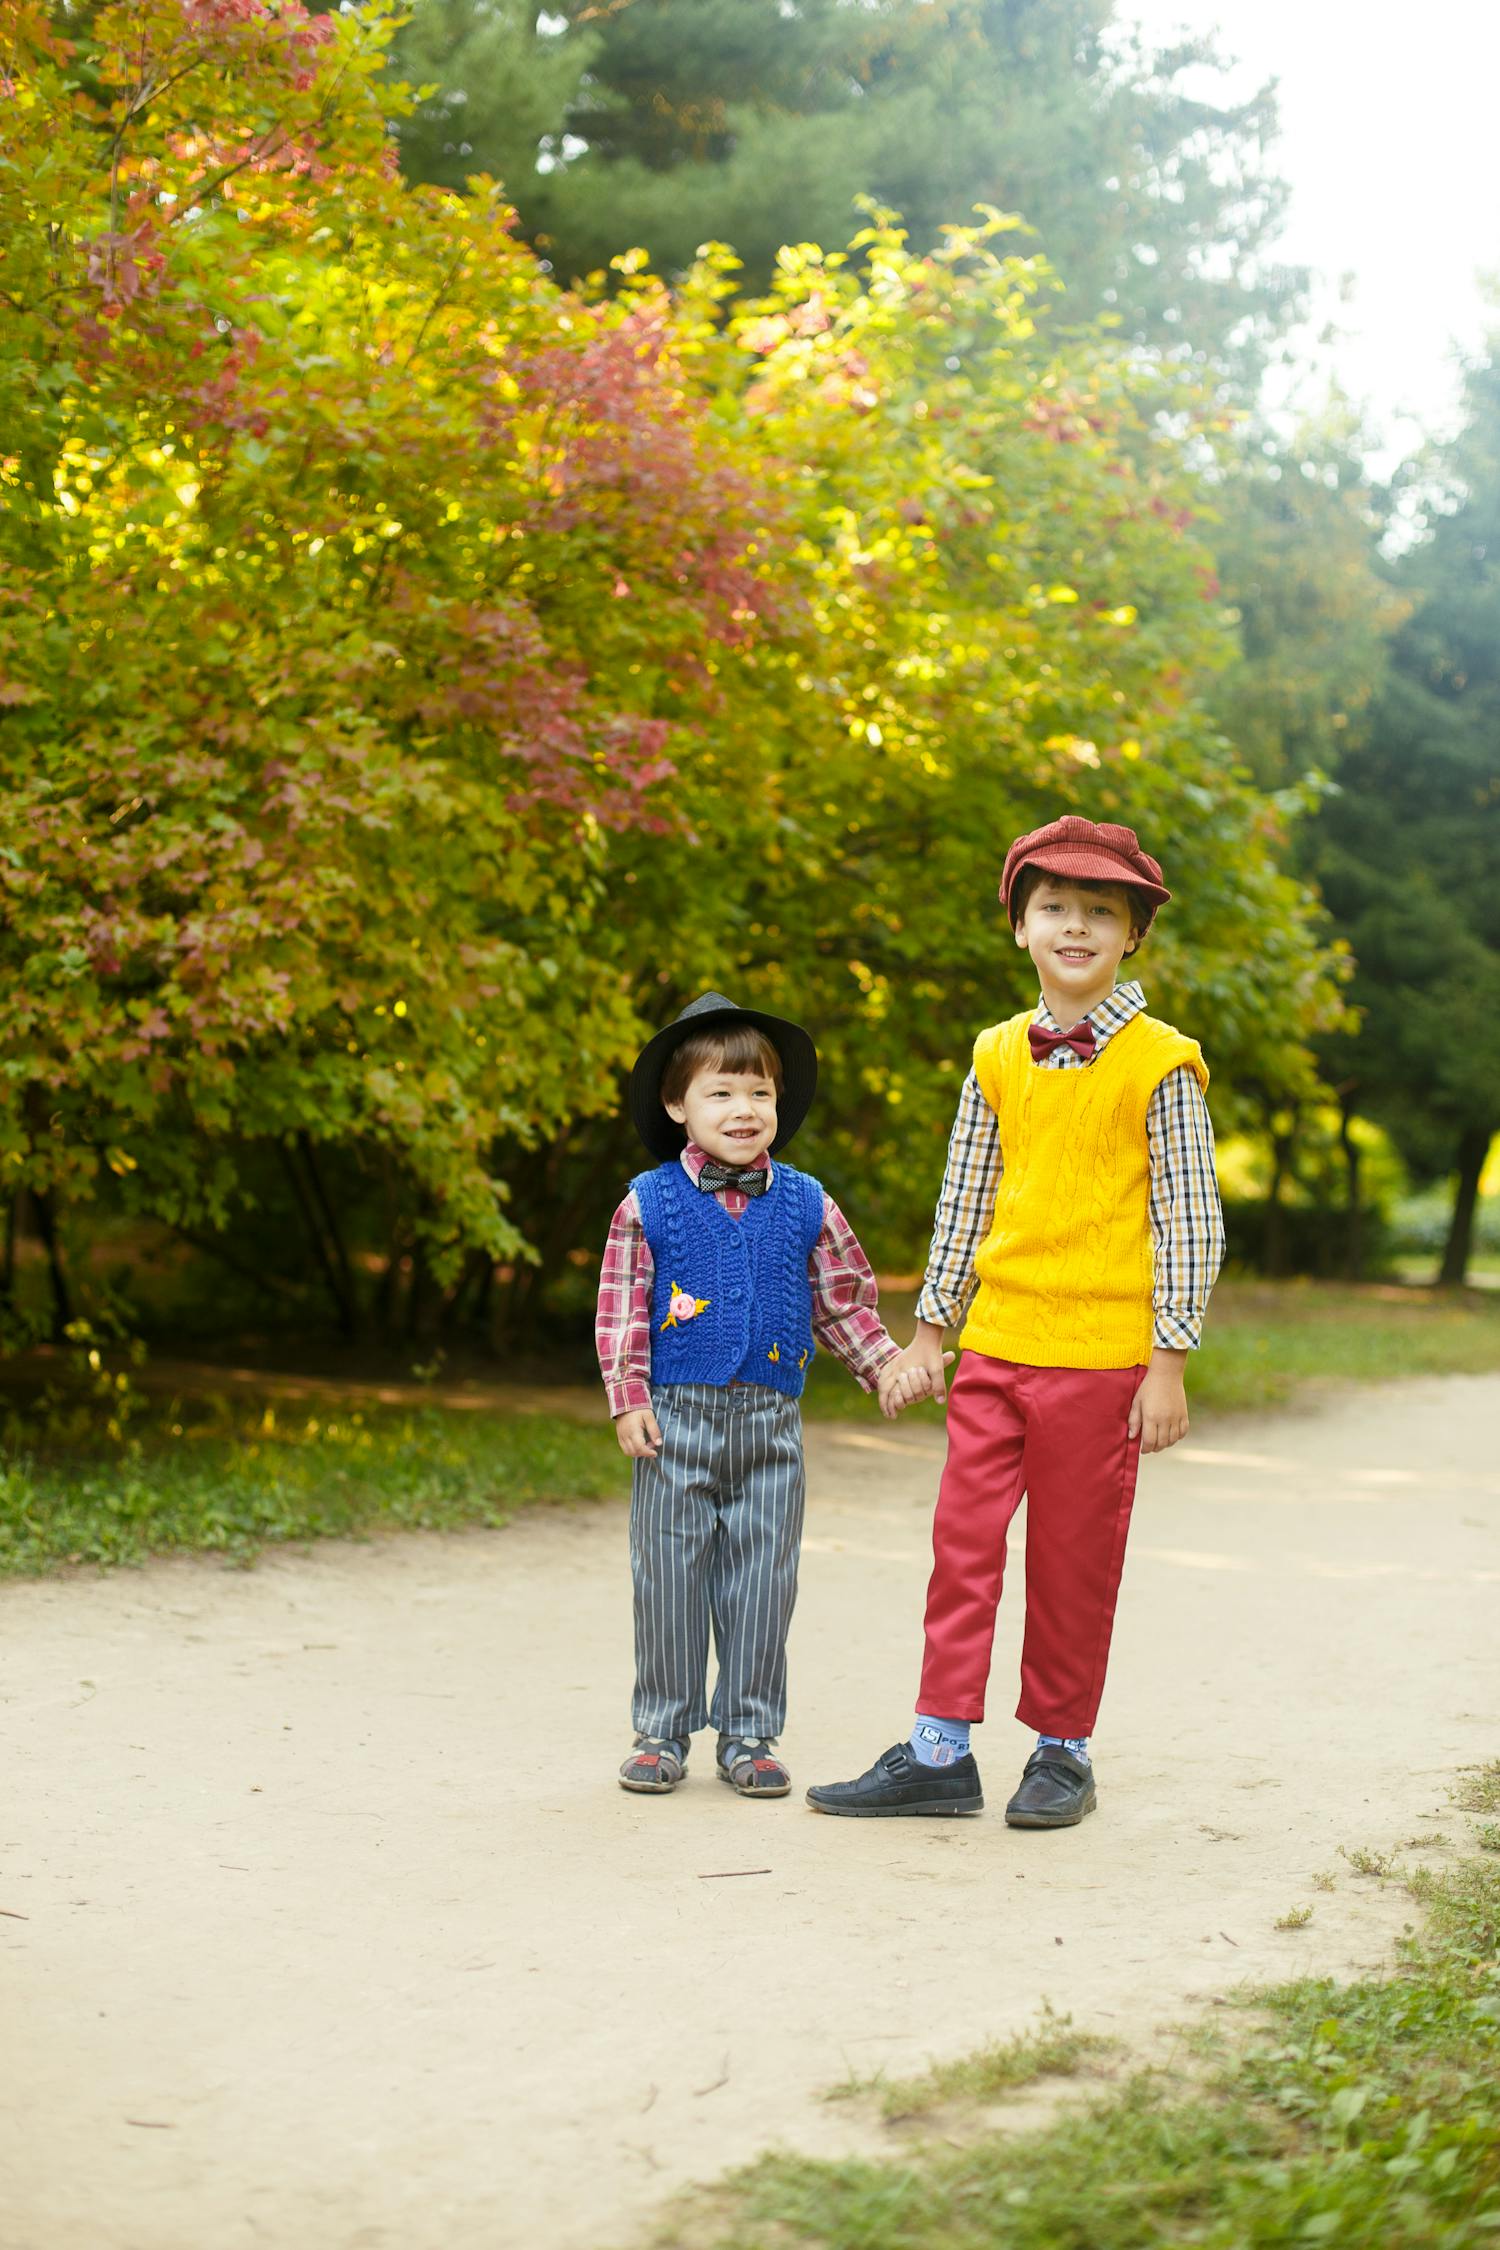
[1028,1020,1097,1064]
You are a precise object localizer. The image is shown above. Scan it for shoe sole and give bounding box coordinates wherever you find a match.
[619,1775,682,1794]
[1004,1795,1097,1829]
[805,1795,984,1818]
[718,1770,791,1797]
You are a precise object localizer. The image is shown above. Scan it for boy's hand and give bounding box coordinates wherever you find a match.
[881,1314,949,1404]
[879,1362,928,1417]
[877,1331,956,1419]
[1129,1349,1190,1455]
[615,1408,663,1458]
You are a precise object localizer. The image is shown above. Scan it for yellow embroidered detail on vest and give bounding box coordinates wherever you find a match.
[960,1011,1208,1370]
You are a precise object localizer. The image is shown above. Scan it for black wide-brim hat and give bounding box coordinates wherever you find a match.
[629,991,818,1163]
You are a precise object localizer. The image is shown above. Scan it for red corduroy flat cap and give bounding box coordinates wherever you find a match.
[1000,815,1171,929]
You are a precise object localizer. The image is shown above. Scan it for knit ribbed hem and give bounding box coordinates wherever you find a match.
[957,1320,1152,1372]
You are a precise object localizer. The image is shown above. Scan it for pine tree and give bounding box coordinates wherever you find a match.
[385,2,596,198]
[1313,347,1500,1282]
[388,0,1305,381]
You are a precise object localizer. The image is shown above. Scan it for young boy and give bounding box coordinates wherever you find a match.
[597,990,907,1798]
[807,815,1225,1828]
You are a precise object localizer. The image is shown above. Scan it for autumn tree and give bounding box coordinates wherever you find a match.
[0,2,1348,1350]
[486,218,1349,1322]
[0,0,782,1337]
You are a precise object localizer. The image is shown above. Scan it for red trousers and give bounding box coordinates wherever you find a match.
[917,1354,1146,1736]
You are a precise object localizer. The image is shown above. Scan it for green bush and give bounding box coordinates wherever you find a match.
[1392,1191,1500,1259]
[1219,1199,1395,1280]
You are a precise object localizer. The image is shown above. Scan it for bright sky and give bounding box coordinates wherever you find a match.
[1119,0,1500,469]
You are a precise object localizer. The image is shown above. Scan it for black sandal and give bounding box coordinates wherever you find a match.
[716,1736,791,1797]
[618,1737,687,1793]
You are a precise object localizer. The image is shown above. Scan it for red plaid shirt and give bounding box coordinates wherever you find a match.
[596,1144,901,1418]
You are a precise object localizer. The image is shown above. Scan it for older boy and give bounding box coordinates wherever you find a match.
[808,816,1225,1828]
[598,991,905,1799]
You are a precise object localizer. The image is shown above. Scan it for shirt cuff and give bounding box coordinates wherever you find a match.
[1152,1308,1204,1351]
[914,1280,968,1330]
[850,1335,903,1393]
[607,1377,653,1419]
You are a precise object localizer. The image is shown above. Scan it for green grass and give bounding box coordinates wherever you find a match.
[0,1386,621,1576]
[1189,1281,1500,1416]
[1456,1768,1500,1818]
[827,2005,1111,2122]
[4,1278,1498,1578]
[798,1280,1500,1422]
[1340,1845,1399,1880]
[656,1770,1500,2250]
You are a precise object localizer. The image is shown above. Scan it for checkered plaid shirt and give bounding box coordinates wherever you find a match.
[913,981,1225,1350]
[596,1144,901,1419]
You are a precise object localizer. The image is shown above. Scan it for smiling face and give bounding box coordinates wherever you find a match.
[1014,873,1141,1023]
[665,1061,780,1166]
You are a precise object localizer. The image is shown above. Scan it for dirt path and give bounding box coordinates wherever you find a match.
[3,1374,1498,2250]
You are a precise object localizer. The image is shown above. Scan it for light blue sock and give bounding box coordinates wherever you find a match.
[1037,1733,1091,1765]
[910,1715,971,1768]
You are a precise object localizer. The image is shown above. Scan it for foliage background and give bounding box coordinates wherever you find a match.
[1,0,1495,1351]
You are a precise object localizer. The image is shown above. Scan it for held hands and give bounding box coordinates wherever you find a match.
[877,1327,956,1421]
[615,1408,663,1458]
[1128,1348,1191,1455]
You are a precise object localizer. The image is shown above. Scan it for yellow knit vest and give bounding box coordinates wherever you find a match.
[960,1010,1208,1371]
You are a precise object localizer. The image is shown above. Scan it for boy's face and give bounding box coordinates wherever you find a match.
[666,1062,779,1167]
[1015,876,1138,1005]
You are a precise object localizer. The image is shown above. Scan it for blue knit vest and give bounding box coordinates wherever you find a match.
[632,1160,825,1398]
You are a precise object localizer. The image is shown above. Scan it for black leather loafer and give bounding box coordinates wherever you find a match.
[1003,1745,1097,1828]
[805,1742,983,1818]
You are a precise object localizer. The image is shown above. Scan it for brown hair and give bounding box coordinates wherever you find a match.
[1009,865,1153,946]
[661,1026,784,1109]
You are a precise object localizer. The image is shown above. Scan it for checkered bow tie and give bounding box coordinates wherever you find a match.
[697,1160,771,1196]
[1027,1019,1097,1064]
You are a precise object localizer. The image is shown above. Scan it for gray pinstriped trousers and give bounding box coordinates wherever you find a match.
[630,1382,807,1745]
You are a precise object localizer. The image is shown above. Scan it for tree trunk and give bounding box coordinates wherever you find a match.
[438,1248,489,1335]
[170,1225,307,1305]
[280,1140,357,1339]
[405,1242,431,1343]
[1,1190,16,1306]
[1337,1095,1363,1280]
[29,1189,74,1338]
[1437,1125,1493,1287]
[494,1182,597,1342]
[373,1150,409,1345]
[297,1133,360,1335]
[471,1253,496,1352]
[1264,1113,1298,1279]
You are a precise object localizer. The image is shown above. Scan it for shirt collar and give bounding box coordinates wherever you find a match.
[1033,979,1146,1042]
[681,1142,773,1183]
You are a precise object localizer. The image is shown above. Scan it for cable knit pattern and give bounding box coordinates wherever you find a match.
[632,1161,825,1396]
[961,1011,1208,1369]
